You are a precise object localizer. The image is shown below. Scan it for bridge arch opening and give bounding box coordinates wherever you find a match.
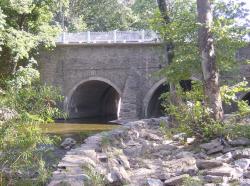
[147,84,170,118]
[68,80,121,122]
[145,79,192,118]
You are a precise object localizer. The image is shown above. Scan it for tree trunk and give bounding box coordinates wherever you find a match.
[157,0,181,106]
[197,0,224,121]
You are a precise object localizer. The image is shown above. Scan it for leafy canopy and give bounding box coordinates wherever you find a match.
[0,0,63,77]
[151,0,249,83]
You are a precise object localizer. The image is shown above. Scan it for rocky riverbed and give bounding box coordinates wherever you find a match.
[49,117,250,186]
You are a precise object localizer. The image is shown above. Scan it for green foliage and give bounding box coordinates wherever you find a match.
[221,80,250,117]
[161,81,224,140]
[0,64,65,185]
[0,0,61,77]
[159,120,179,139]
[237,100,250,117]
[65,0,137,32]
[61,0,158,32]
[151,0,249,83]
[161,79,250,141]
[223,124,250,139]
[100,133,111,150]
[0,8,5,52]
[151,0,200,82]
[166,100,225,140]
[82,164,106,186]
[0,64,65,123]
[6,59,39,89]
[182,176,203,186]
[130,0,157,29]
[0,121,53,170]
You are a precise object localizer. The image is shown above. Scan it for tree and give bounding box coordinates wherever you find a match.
[156,0,182,106]
[197,0,223,120]
[152,0,248,113]
[64,0,137,32]
[131,0,157,29]
[0,0,62,79]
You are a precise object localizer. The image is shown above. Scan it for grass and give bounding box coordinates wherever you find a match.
[82,165,106,186]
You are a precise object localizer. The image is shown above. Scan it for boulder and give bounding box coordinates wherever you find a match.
[164,174,189,186]
[229,137,250,146]
[240,179,250,186]
[200,139,224,155]
[196,160,223,170]
[123,145,142,158]
[216,152,233,163]
[165,157,196,173]
[202,164,243,179]
[60,138,76,150]
[144,132,162,141]
[233,148,250,160]
[243,171,250,179]
[107,171,120,184]
[175,151,194,159]
[234,159,250,170]
[117,155,130,169]
[145,178,163,186]
[116,167,130,181]
[107,167,130,185]
[195,152,208,159]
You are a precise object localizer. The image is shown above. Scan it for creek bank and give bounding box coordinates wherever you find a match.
[49,117,250,186]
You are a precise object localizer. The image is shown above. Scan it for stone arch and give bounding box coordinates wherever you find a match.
[65,77,122,122]
[143,79,195,118]
[143,79,169,118]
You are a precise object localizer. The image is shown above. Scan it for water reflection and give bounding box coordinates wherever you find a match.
[42,123,119,135]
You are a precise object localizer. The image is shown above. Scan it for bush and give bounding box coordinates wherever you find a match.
[161,80,250,141]
[161,81,223,140]
[0,63,65,185]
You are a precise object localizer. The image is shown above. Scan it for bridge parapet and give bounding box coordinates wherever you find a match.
[56,30,160,44]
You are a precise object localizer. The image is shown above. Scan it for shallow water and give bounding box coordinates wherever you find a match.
[42,123,119,135]
[40,122,120,169]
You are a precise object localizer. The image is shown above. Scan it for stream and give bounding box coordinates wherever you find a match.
[40,121,120,173]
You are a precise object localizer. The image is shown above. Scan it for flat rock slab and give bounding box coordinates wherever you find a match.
[203,175,223,183]
[202,165,243,178]
[196,160,223,170]
[164,174,189,186]
[200,139,224,154]
[229,138,250,146]
[48,173,89,186]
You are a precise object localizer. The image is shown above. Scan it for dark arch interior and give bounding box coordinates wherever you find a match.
[242,92,250,106]
[180,80,192,92]
[69,80,120,122]
[147,84,170,118]
[147,80,192,118]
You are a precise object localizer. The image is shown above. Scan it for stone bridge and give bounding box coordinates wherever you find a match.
[38,32,250,121]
